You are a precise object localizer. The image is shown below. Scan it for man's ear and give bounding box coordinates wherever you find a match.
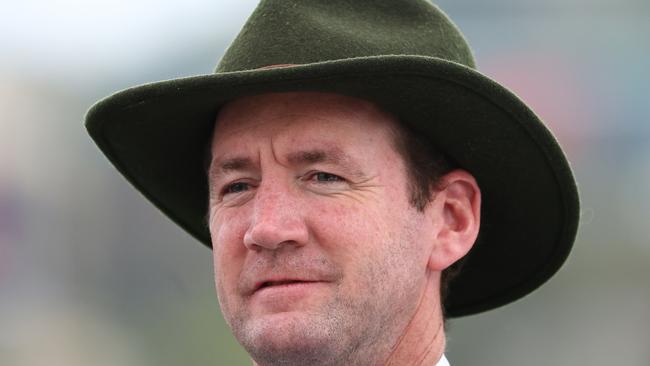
[426,169,481,272]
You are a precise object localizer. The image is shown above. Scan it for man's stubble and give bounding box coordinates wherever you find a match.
[220,230,426,366]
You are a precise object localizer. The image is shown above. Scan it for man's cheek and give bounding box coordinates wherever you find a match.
[214,265,243,318]
[211,221,245,260]
[213,253,240,301]
[211,241,240,313]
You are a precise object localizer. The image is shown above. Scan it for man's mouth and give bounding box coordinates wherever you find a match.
[254,279,319,293]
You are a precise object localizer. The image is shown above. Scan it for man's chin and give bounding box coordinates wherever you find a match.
[239,311,344,365]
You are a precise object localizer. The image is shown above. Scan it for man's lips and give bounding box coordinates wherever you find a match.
[240,267,341,297]
[253,279,322,294]
[248,279,331,311]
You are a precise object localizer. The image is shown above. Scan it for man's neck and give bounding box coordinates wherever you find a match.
[382,274,446,366]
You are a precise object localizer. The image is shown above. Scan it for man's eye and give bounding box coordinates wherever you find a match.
[312,172,343,182]
[224,182,249,194]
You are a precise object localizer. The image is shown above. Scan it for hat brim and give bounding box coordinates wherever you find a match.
[86,55,579,317]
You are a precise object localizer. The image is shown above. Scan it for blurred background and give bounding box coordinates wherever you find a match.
[1,0,648,365]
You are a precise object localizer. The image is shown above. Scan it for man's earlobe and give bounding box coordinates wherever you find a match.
[427,169,481,272]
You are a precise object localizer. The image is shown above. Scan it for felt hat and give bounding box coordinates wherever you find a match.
[85,0,579,317]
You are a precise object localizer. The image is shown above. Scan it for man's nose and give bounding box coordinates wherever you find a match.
[242,183,309,251]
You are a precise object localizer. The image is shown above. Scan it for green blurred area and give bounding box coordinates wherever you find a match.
[1,1,649,365]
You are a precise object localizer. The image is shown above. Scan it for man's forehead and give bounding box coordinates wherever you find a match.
[207,91,403,172]
[210,92,397,178]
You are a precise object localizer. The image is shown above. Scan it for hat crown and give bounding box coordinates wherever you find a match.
[216,0,475,73]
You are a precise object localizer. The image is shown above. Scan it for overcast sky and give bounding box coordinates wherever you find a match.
[1,1,257,81]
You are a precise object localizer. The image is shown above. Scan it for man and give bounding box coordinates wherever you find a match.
[86,1,580,365]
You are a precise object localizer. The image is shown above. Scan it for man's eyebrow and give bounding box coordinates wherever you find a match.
[286,148,365,177]
[287,149,339,165]
[208,157,255,181]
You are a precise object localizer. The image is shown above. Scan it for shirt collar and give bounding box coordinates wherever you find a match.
[436,354,450,366]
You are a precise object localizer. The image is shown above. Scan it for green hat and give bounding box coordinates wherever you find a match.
[85,0,579,317]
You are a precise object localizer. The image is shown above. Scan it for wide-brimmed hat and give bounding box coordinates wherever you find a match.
[85,0,579,317]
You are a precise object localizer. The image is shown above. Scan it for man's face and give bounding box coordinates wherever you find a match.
[207,92,437,365]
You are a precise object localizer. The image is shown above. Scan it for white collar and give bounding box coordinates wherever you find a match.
[435,354,450,366]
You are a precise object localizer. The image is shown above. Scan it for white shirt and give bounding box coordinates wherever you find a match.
[436,354,450,366]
